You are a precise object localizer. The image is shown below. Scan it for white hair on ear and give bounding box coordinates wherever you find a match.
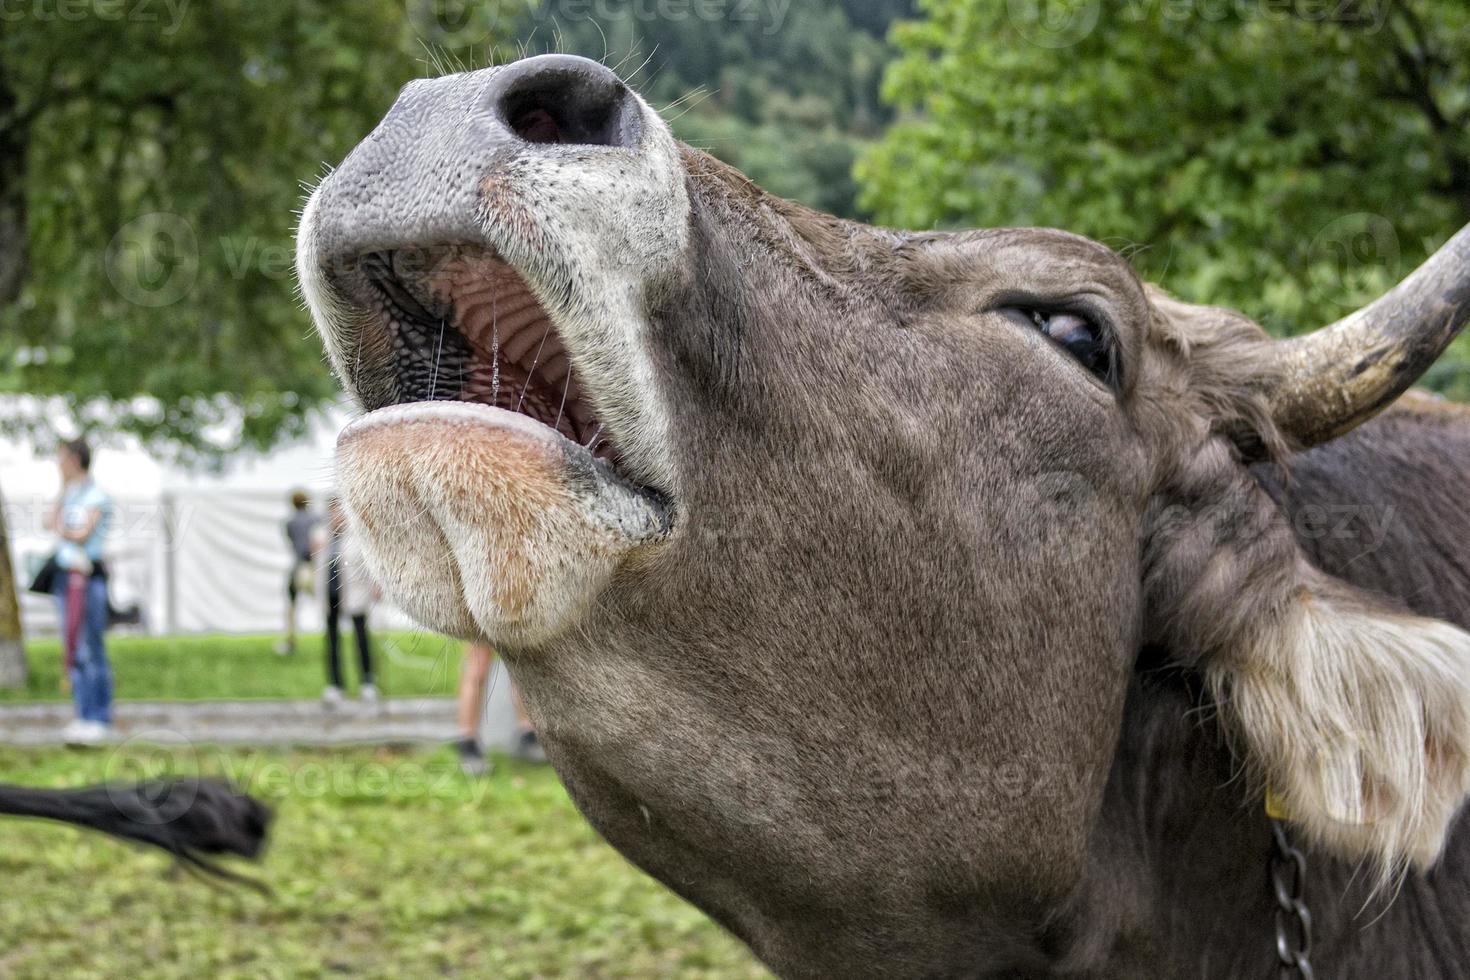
[1212,574,1470,880]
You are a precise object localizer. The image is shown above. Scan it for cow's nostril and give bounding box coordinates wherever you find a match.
[490,54,641,149]
[512,107,563,145]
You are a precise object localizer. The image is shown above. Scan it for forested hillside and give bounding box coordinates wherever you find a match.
[521,0,1468,396]
[858,0,1470,395]
[518,0,913,218]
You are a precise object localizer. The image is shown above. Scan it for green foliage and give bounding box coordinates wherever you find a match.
[858,0,1470,398]
[522,0,908,217]
[0,2,526,453]
[0,744,766,978]
[0,0,911,454]
[0,631,465,703]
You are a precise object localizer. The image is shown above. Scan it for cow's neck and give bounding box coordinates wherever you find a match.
[1052,415,1470,977]
[1062,670,1470,979]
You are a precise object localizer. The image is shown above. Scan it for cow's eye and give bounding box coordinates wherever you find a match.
[1001,306,1118,387]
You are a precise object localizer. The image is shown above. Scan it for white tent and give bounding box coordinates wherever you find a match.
[3,402,413,636]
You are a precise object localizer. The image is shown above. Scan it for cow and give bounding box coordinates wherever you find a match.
[0,777,271,883]
[296,54,1470,977]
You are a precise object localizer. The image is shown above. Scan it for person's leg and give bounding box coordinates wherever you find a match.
[67,576,98,724]
[280,571,299,655]
[80,575,113,725]
[457,643,492,740]
[323,564,343,694]
[51,577,78,720]
[456,643,493,775]
[352,614,374,686]
[352,614,376,701]
[63,572,86,674]
[509,679,542,760]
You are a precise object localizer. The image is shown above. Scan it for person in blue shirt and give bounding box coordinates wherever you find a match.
[45,437,114,744]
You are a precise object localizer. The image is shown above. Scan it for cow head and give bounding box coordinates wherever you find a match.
[298,55,1470,973]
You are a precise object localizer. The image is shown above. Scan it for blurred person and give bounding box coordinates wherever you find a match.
[277,489,319,656]
[456,641,537,776]
[321,497,379,705]
[44,437,114,744]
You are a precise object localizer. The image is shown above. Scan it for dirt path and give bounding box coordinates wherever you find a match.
[0,695,459,747]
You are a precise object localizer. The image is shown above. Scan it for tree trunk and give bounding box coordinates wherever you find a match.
[0,58,28,305]
[0,60,29,688]
[0,483,27,689]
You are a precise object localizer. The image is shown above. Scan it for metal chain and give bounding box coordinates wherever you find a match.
[1269,819,1314,980]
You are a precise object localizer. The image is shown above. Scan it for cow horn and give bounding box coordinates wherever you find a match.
[1268,222,1470,449]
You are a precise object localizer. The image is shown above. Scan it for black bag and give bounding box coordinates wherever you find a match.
[27,554,60,596]
[107,600,142,627]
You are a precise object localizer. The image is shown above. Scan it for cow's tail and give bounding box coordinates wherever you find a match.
[0,778,273,890]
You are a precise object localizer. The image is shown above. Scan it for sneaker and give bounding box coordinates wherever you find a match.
[66,720,114,746]
[274,639,295,656]
[359,683,380,704]
[322,685,343,707]
[457,738,491,778]
[514,728,546,763]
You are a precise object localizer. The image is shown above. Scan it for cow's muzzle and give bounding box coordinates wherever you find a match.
[296,54,688,646]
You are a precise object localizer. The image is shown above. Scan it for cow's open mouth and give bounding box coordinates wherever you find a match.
[354,245,615,463]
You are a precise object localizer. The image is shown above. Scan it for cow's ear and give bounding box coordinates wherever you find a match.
[1143,439,1470,877]
[1217,571,1470,873]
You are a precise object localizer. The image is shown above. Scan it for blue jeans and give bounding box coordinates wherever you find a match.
[52,574,113,724]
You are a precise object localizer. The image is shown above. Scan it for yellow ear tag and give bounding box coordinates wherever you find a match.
[1264,787,1292,821]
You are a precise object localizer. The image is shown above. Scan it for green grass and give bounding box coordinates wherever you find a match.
[0,633,465,703]
[0,744,768,979]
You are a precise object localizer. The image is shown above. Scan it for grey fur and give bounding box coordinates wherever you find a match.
[297,57,1470,977]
